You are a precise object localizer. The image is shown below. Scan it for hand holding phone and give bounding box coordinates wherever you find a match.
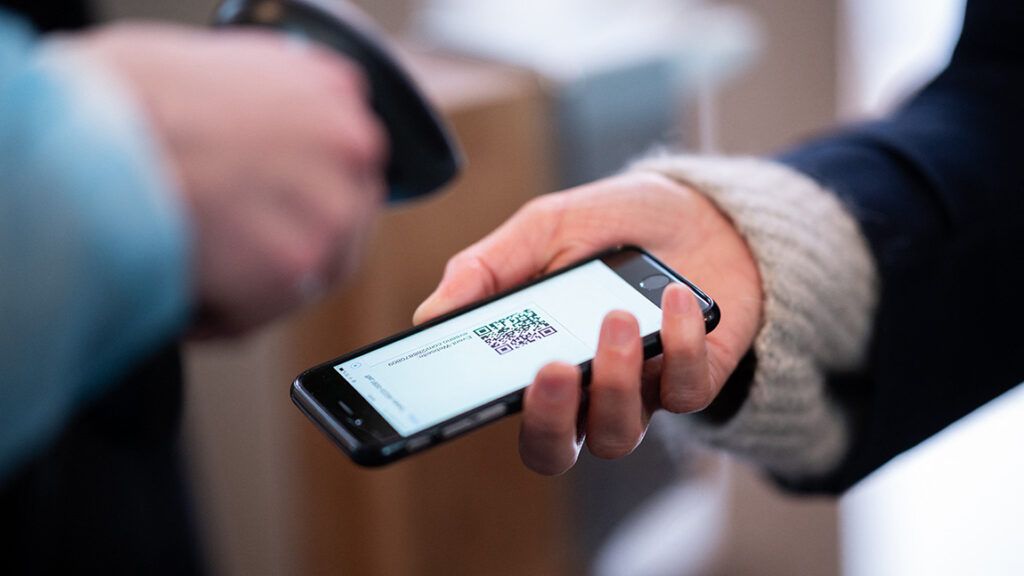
[291,246,718,465]
[416,173,763,474]
[294,172,762,471]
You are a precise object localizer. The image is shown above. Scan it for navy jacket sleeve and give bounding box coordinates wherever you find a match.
[776,0,1024,493]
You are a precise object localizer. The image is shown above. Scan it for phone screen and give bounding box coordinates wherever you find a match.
[333,259,665,437]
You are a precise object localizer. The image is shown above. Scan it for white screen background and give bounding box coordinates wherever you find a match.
[335,260,664,436]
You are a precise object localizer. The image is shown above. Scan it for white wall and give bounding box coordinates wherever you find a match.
[837,0,965,119]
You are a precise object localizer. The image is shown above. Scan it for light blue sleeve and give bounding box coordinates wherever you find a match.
[0,12,193,480]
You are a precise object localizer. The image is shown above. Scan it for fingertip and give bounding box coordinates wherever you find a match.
[599,310,641,351]
[412,259,489,325]
[412,298,441,325]
[605,309,640,326]
[520,448,575,477]
[536,361,581,381]
[662,282,688,314]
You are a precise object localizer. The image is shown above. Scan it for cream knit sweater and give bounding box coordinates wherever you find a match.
[632,155,879,482]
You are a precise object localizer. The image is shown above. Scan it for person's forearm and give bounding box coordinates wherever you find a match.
[0,13,191,480]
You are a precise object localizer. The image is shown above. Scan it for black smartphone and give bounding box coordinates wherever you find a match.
[291,246,720,466]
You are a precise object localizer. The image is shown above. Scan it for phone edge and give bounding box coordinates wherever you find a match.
[291,378,385,466]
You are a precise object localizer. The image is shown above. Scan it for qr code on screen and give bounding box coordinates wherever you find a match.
[473,309,557,355]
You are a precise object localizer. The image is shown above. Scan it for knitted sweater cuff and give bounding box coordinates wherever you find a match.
[631,155,879,480]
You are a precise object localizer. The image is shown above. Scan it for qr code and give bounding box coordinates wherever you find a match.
[473,309,557,355]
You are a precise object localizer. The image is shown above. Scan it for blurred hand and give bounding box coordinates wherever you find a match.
[79,24,387,336]
[414,173,763,474]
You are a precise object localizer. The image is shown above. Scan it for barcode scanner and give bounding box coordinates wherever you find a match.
[213,0,462,202]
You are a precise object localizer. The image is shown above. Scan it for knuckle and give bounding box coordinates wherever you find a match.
[330,58,369,95]
[587,435,638,460]
[524,391,576,440]
[521,194,563,221]
[304,62,385,170]
[661,382,714,414]
[592,354,641,394]
[305,49,364,91]
[659,326,711,413]
[324,114,387,169]
[608,340,641,363]
[630,170,688,198]
[588,380,635,417]
[444,251,474,277]
[598,374,636,399]
[446,251,473,270]
[661,325,703,361]
[448,250,494,287]
[357,118,388,167]
[331,58,364,86]
[321,121,356,156]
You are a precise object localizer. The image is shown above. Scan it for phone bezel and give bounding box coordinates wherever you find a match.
[291,245,720,466]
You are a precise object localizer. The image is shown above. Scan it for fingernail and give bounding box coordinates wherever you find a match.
[413,287,442,312]
[412,301,433,324]
[662,284,693,315]
[602,312,636,348]
[440,267,483,305]
[413,284,461,323]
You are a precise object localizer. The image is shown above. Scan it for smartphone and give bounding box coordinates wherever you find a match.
[291,246,720,466]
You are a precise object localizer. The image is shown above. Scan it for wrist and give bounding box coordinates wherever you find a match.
[634,154,879,480]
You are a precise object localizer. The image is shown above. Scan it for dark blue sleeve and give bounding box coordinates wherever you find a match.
[775,0,1024,493]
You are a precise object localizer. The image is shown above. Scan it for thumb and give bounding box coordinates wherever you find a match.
[413,255,498,324]
[413,196,566,324]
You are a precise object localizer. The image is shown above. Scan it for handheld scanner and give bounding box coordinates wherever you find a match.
[213,0,462,202]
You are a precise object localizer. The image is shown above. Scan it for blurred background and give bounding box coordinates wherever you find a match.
[94,0,1023,574]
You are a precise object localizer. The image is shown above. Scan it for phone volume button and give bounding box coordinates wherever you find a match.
[475,404,507,423]
[405,436,430,452]
[441,418,475,438]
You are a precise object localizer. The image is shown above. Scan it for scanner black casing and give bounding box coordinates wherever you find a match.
[213,0,462,202]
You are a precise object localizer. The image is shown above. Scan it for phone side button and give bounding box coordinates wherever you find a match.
[441,418,475,438]
[474,404,507,423]
[406,436,430,452]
